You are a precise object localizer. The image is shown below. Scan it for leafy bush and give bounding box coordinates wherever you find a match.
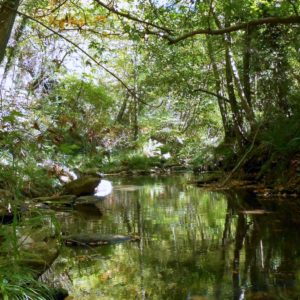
[262,113,300,156]
[122,154,162,170]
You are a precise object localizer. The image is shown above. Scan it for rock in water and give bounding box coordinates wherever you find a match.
[63,234,140,246]
[62,177,101,196]
[31,195,76,209]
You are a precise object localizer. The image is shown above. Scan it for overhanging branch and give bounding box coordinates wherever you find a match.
[168,15,300,44]
[93,0,172,34]
[5,7,159,108]
[11,8,133,93]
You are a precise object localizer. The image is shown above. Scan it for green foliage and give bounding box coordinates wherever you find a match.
[1,110,23,124]
[191,150,214,169]
[122,153,162,170]
[53,75,113,111]
[33,75,115,160]
[0,257,59,300]
[0,207,60,300]
[0,264,56,300]
[99,151,162,173]
[58,143,82,155]
[0,156,59,198]
[262,113,300,156]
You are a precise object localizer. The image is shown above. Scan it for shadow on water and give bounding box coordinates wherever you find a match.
[44,174,300,300]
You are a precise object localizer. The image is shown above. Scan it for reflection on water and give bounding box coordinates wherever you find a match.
[45,174,300,300]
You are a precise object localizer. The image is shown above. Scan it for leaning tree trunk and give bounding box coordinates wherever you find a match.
[0,0,20,64]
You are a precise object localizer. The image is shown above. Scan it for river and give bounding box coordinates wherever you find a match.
[43,173,300,300]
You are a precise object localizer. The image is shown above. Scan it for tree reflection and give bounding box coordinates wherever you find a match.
[45,176,300,299]
[224,191,300,300]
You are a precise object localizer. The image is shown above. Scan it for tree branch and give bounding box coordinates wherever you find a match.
[8,8,135,92]
[93,0,172,33]
[168,15,300,44]
[34,0,68,18]
[193,87,231,103]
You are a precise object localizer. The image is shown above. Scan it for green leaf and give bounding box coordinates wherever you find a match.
[2,111,24,124]
[58,143,81,155]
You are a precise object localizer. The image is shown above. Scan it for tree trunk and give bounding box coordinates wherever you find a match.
[132,45,139,141]
[226,36,255,124]
[133,92,139,141]
[243,27,253,108]
[1,15,26,83]
[0,0,20,64]
[225,46,245,146]
[206,36,233,141]
[115,93,129,123]
[212,5,256,132]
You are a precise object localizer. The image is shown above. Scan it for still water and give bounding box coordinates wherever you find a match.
[46,174,300,300]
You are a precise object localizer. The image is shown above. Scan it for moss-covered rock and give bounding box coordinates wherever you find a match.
[62,177,101,196]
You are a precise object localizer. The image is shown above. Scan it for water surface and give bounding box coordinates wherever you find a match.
[45,174,300,300]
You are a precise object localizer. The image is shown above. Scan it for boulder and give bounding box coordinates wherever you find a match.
[62,177,101,196]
